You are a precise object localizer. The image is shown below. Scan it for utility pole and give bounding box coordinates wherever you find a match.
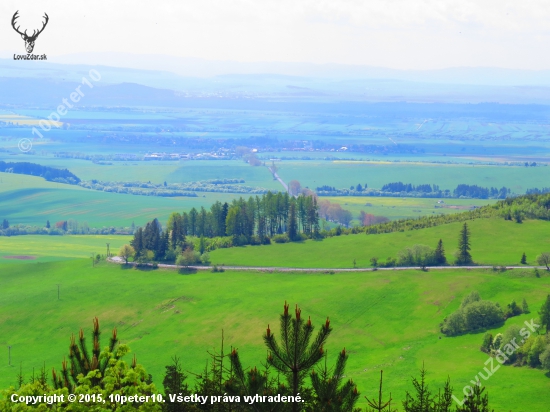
[106,243,111,258]
[8,346,11,366]
[56,284,60,300]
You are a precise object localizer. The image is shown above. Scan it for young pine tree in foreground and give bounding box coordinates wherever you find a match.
[365,370,397,412]
[310,349,360,412]
[263,302,333,412]
[402,365,453,412]
[455,384,493,412]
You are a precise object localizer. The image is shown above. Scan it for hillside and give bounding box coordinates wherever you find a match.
[0,257,549,410]
[210,217,550,268]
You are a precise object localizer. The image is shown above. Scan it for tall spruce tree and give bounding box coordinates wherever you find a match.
[456,223,473,265]
[288,201,298,240]
[130,227,144,258]
[539,295,550,334]
[434,239,447,265]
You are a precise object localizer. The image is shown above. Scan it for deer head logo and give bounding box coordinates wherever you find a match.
[11,11,49,54]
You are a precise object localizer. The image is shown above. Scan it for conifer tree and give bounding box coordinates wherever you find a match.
[263,301,332,412]
[131,227,144,258]
[434,239,447,265]
[456,223,473,265]
[402,365,453,412]
[455,384,493,412]
[52,317,120,391]
[310,349,360,411]
[288,201,298,241]
[163,356,191,412]
[521,252,527,264]
[539,295,550,334]
[365,370,397,412]
[522,298,530,314]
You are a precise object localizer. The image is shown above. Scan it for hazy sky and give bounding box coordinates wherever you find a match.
[2,0,550,70]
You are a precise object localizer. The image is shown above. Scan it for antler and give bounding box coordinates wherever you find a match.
[33,13,49,38]
[11,11,49,40]
[11,11,27,37]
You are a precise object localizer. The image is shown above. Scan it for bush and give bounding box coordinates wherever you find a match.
[504,300,523,319]
[200,252,211,265]
[540,346,550,369]
[272,234,290,243]
[498,324,524,364]
[480,332,493,353]
[460,291,481,309]
[442,292,503,336]
[441,311,465,336]
[176,247,201,267]
[397,244,436,267]
[463,300,504,331]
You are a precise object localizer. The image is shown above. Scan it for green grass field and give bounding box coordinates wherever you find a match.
[0,256,549,411]
[324,196,495,221]
[0,235,131,264]
[277,161,550,194]
[211,218,550,268]
[0,154,280,188]
[0,173,245,227]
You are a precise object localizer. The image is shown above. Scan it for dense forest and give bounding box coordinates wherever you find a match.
[129,192,321,262]
[0,161,80,184]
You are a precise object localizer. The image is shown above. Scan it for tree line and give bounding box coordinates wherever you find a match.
[315,181,511,199]
[0,161,80,184]
[78,179,270,197]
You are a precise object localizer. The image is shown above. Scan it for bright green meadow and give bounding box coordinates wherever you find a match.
[0,256,549,411]
[277,161,550,194]
[211,218,550,268]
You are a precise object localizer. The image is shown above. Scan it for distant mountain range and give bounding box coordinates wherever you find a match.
[2,55,550,105]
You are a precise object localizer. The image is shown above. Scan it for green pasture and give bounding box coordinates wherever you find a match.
[0,235,131,265]
[211,218,550,268]
[276,161,550,194]
[0,173,243,227]
[0,155,279,188]
[323,196,495,221]
[166,161,281,190]
[0,257,549,410]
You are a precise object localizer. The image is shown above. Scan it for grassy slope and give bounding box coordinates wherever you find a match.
[0,235,131,264]
[0,173,244,227]
[0,155,281,189]
[0,258,549,411]
[277,161,550,194]
[211,218,550,268]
